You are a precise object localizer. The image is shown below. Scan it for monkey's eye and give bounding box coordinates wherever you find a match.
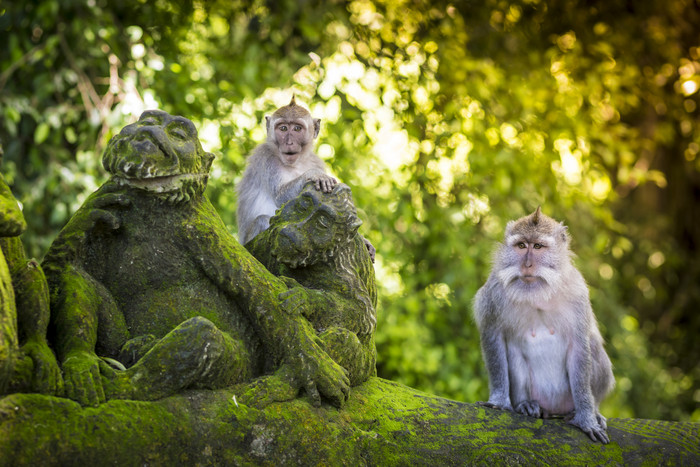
[278,125,288,132]
[293,125,303,132]
[533,243,544,249]
[517,242,527,249]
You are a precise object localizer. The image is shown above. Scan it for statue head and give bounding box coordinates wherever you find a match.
[102,110,214,203]
[267,183,363,268]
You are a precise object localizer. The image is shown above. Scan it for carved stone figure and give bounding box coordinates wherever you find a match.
[42,110,350,407]
[246,182,377,392]
[0,164,62,396]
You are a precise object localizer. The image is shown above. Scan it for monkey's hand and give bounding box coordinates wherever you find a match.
[304,170,337,193]
[62,350,106,407]
[565,410,610,444]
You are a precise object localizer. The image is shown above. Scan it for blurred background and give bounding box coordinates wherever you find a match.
[1,0,698,421]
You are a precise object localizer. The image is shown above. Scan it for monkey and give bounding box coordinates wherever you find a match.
[472,207,614,444]
[236,96,338,246]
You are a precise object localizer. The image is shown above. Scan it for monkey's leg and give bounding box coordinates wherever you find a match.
[507,345,542,417]
[246,215,271,243]
[101,316,251,401]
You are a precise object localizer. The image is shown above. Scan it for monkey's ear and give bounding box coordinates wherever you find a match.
[504,220,515,237]
[313,118,321,138]
[558,222,570,244]
[265,116,272,134]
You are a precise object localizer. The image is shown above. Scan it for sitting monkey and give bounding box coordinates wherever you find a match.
[236,96,338,245]
[473,207,614,443]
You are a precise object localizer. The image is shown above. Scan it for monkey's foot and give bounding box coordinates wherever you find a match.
[477,400,513,411]
[514,399,541,418]
[566,410,610,444]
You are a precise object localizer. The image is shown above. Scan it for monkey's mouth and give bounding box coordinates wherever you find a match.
[112,173,208,193]
[281,153,300,165]
[520,275,539,284]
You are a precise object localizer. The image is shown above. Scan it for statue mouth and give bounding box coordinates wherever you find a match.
[112,172,208,193]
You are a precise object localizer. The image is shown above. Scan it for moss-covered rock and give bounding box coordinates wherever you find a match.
[1,377,698,465]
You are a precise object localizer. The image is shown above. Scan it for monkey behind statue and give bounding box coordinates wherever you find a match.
[236,97,338,245]
[473,207,614,443]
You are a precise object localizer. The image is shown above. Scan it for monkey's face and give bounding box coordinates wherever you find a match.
[495,209,570,303]
[271,117,314,165]
[102,110,214,201]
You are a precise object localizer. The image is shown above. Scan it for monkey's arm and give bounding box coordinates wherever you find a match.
[565,300,610,443]
[236,148,278,244]
[474,286,512,410]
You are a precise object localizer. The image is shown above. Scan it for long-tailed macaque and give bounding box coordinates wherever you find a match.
[236,97,338,245]
[473,207,614,443]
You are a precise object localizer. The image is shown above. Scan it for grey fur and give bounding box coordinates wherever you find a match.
[473,208,614,443]
[236,106,336,245]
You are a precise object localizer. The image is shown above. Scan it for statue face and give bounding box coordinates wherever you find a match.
[268,184,362,268]
[102,110,214,196]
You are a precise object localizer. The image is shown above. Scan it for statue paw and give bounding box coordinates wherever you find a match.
[21,339,64,396]
[278,285,310,317]
[237,366,299,409]
[62,351,106,406]
[289,349,350,408]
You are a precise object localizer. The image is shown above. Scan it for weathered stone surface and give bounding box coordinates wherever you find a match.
[247,182,377,388]
[0,172,62,396]
[1,377,698,465]
[41,110,352,408]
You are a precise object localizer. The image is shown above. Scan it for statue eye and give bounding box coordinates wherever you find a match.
[517,242,527,249]
[294,195,313,214]
[170,128,188,140]
[316,214,330,229]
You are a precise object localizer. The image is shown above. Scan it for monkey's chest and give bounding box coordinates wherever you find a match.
[512,322,574,414]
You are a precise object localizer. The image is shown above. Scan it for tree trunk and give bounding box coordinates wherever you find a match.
[1,377,697,465]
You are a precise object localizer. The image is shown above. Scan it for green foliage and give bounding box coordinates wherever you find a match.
[1,0,698,421]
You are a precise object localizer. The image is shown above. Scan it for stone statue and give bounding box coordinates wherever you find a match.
[241,182,377,405]
[0,161,62,396]
[247,183,377,382]
[41,110,351,407]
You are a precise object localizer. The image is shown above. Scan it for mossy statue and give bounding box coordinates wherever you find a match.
[242,182,377,404]
[0,160,63,396]
[41,110,356,408]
